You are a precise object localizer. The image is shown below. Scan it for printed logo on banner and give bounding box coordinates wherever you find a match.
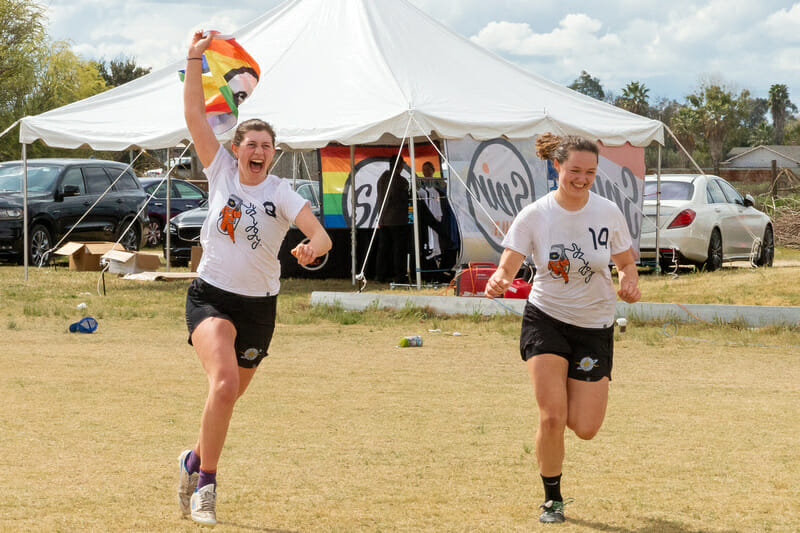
[341,158,412,229]
[465,139,536,252]
[591,165,641,240]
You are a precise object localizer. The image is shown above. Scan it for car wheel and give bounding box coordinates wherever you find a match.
[120,221,140,251]
[145,217,163,247]
[702,229,723,271]
[756,225,774,267]
[30,224,53,266]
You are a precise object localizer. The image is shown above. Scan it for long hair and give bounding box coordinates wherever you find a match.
[535,133,598,163]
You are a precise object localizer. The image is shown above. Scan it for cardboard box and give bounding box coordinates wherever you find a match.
[190,245,203,272]
[55,241,124,271]
[101,249,162,275]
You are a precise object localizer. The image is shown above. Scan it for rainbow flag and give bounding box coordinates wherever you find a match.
[180,31,260,134]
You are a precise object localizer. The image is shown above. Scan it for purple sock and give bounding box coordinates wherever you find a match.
[185,450,201,474]
[198,468,217,490]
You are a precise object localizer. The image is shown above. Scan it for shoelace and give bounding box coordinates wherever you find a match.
[540,497,575,512]
[196,489,216,512]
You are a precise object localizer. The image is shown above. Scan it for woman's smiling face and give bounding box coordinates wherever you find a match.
[554,149,598,202]
[232,130,275,182]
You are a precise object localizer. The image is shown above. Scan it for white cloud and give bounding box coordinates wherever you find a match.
[763,3,800,42]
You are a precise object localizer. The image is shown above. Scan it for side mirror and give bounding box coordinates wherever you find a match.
[743,194,755,207]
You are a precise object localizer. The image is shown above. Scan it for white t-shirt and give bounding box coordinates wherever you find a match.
[197,146,308,296]
[501,191,632,328]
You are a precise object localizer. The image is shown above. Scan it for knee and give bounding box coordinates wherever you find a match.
[568,420,601,440]
[209,373,240,406]
[538,411,567,435]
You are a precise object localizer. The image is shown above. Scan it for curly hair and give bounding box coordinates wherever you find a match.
[233,119,276,146]
[535,133,598,163]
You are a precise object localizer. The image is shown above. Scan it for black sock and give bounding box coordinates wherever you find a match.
[541,473,563,502]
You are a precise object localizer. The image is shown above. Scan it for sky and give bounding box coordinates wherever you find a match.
[39,0,800,107]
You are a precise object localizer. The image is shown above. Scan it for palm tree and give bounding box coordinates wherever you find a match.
[616,81,650,116]
[768,84,798,145]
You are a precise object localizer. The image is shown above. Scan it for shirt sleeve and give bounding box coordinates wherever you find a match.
[608,202,633,255]
[501,204,536,257]
[276,180,310,224]
[203,146,236,186]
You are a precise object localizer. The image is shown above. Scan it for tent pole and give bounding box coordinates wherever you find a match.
[350,145,357,285]
[409,139,421,289]
[165,147,172,272]
[22,143,28,281]
[655,144,662,275]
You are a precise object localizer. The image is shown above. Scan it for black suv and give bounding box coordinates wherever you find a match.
[0,159,148,265]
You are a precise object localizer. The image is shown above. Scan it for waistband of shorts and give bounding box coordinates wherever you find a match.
[525,302,613,333]
[196,277,277,301]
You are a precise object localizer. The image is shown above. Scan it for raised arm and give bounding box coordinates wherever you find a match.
[184,31,222,168]
[290,204,332,266]
[485,249,526,298]
[611,247,641,303]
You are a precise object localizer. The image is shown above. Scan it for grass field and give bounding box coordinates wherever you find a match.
[1,256,799,532]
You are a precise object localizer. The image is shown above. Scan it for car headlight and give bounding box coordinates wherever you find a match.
[0,207,23,220]
[169,223,178,234]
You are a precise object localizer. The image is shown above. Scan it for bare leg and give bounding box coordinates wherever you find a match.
[566,377,609,440]
[526,354,569,477]
[190,317,257,472]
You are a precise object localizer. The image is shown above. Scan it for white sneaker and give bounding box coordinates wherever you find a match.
[190,483,217,527]
[177,450,198,516]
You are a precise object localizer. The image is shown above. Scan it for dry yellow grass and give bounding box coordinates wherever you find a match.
[1,263,799,532]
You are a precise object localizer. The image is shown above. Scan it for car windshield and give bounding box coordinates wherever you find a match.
[0,164,62,193]
[643,180,693,201]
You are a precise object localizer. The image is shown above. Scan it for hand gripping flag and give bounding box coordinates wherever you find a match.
[180,31,261,134]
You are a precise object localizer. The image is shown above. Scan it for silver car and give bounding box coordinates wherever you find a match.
[639,174,773,270]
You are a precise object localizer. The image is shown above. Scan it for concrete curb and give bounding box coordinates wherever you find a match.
[310,291,800,327]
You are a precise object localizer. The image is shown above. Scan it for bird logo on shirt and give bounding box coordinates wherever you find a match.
[548,244,570,283]
[218,195,242,242]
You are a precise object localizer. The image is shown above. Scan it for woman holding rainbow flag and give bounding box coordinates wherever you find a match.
[177,30,331,527]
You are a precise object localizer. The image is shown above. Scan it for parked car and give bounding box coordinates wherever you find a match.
[639,174,774,270]
[138,177,207,246]
[165,179,321,267]
[0,158,148,265]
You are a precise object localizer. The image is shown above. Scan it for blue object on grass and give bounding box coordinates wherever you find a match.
[69,316,98,334]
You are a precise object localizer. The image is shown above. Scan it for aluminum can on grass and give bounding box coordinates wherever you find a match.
[399,335,423,347]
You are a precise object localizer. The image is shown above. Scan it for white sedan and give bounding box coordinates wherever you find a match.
[639,174,774,270]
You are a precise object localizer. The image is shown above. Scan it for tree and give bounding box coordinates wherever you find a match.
[686,84,746,175]
[747,122,774,147]
[28,41,107,114]
[615,81,650,116]
[568,70,605,100]
[669,107,700,169]
[768,84,797,145]
[94,55,151,88]
[0,0,47,118]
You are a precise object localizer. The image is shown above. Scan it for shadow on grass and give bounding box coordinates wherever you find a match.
[570,517,739,533]
[216,522,298,532]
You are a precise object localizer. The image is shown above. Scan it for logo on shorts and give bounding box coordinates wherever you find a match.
[577,357,599,372]
[242,348,262,361]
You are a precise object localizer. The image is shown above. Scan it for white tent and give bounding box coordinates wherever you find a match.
[19,0,663,151]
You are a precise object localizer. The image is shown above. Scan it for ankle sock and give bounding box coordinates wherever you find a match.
[198,468,217,490]
[541,473,563,502]
[186,450,201,474]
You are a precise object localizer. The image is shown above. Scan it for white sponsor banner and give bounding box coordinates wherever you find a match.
[446,137,644,265]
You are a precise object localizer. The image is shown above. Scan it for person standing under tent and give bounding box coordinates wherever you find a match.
[485,133,640,524]
[177,30,331,527]
[375,154,411,283]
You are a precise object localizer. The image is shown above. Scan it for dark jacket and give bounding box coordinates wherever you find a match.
[376,170,410,226]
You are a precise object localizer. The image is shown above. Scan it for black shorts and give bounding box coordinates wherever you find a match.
[519,303,613,382]
[185,278,277,369]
